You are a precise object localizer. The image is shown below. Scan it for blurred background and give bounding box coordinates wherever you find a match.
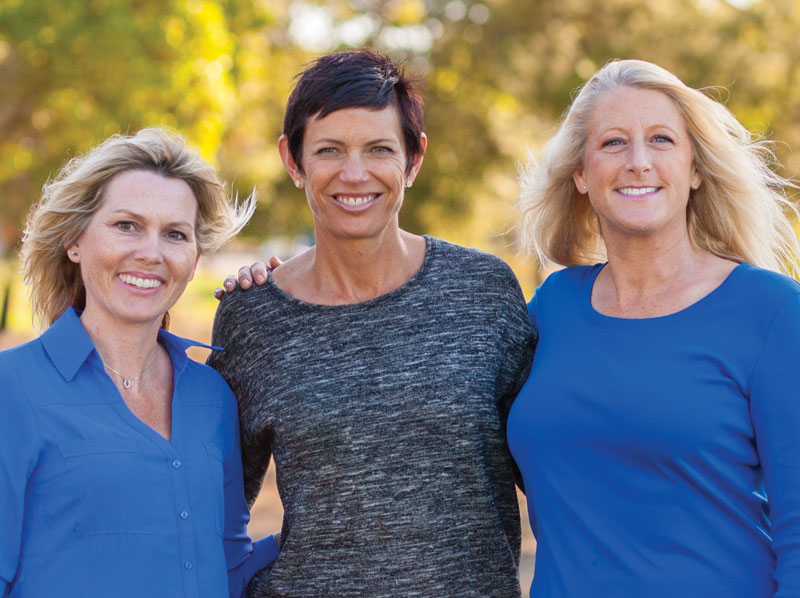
[2,0,799,593]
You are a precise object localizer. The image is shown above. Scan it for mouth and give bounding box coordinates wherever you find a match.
[617,186,660,197]
[333,194,378,209]
[118,273,163,289]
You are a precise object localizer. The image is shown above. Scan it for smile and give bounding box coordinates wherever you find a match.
[334,194,377,207]
[617,186,659,196]
[118,274,163,289]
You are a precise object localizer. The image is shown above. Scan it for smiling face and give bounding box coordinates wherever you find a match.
[573,86,701,243]
[280,106,425,244]
[68,169,199,331]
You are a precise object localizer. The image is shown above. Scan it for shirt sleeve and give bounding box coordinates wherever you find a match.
[221,386,279,598]
[0,362,40,594]
[748,293,800,595]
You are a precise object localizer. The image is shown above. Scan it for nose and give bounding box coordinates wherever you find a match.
[626,140,652,175]
[133,231,164,264]
[340,151,369,183]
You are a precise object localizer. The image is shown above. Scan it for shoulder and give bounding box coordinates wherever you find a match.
[722,263,800,317]
[533,264,599,301]
[734,263,800,298]
[0,336,49,381]
[427,237,520,288]
[180,356,238,408]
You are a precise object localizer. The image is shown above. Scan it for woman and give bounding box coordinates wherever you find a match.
[510,59,800,596]
[208,49,535,598]
[0,128,277,598]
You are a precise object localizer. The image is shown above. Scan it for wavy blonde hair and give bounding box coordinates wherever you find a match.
[518,59,800,276]
[20,127,257,328]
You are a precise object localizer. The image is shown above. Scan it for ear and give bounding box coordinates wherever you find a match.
[405,133,428,187]
[278,134,304,189]
[572,166,588,195]
[66,243,80,263]
[690,166,701,190]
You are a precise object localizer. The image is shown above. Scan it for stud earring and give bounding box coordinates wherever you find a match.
[294,179,301,188]
[71,251,78,257]
[582,186,587,193]
[406,181,413,188]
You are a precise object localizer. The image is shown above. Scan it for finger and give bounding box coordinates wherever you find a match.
[214,287,224,301]
[223,276,238,293]
[251,262,268,285]
[268,255,283,270]
[237,266,253,289]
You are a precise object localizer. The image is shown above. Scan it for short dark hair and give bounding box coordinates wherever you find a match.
[284,48,424,174]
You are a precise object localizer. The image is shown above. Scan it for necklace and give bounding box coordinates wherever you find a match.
[103,351,159,389]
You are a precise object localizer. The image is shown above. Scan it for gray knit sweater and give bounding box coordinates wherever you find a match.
[208,237,536,598]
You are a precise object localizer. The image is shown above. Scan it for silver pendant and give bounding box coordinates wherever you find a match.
[123,379,131,389]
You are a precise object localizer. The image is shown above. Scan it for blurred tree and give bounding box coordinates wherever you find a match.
[2,0,800,290]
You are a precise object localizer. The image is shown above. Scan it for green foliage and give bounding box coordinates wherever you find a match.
[2,0,800,290]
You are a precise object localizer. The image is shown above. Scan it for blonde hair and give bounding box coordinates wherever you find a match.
[518,59,800,276]
[20,127,257,328]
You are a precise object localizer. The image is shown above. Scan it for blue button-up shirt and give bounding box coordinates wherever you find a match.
[0,307,277,598]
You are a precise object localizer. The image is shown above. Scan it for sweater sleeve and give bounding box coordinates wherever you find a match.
[494,266,537,493]
[208,293,274,507]
[0,363,40,595]
[749,293,800,595]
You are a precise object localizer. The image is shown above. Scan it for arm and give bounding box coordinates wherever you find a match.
[221,390,279,598]
[749,294,800,596]
[495,268,537,493]
[0,364,40,595]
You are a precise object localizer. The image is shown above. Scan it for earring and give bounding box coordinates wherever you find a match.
[294,179,302,189]
[406,181,413,188]
[71,251,78,257]
[582,186,587,193]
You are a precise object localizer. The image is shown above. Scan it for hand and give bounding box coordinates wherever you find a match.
[214,256,283,300]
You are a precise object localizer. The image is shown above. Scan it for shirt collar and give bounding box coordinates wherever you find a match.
[41,306,217,381]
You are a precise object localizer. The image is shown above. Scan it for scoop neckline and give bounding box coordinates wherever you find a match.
[263,235,435,311]
[582,261,746,323]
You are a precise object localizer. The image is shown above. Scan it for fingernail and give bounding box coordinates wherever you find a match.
[256,274,266,284]
[242,278,251,286]
[225,281,233,289]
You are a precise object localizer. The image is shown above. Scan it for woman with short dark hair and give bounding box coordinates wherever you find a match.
[209,49,535,598]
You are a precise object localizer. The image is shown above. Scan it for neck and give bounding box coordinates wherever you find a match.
[601,226,699,291]
[79,309,163,376]
[305,227,425,303]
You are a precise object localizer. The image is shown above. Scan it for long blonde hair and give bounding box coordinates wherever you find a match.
[20,127,256,328]
[518,59,800,277]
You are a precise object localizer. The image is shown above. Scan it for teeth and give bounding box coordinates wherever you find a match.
[619,187,658,196]
[119,274,162,289]
[336,195,376,207]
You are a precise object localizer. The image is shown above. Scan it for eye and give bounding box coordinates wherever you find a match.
[652,134,673,143]
[115,221,136,232]
[166,229,189,241]
[371,145,394,154]
[316,146,339,155]
[601,138,623,148]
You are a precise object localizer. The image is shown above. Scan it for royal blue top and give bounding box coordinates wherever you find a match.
[508,263,800,597]
[0,307,278,598]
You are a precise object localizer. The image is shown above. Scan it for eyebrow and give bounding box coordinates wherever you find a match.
[109,209,194,229]
[312,138,399,145]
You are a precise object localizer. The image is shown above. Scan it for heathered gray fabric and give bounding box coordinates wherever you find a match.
[208,236,536,598]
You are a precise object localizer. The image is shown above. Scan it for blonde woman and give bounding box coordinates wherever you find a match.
[0,128,276,598]
[509,59,800,596]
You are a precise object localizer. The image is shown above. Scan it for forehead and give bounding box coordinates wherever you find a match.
[588,86,687,134]
[99,170,197,218]
[304,106,403,142]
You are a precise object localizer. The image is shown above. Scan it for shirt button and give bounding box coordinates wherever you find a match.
[180,510,189,520]
[184,560,193,570]
[172,459,182,469]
